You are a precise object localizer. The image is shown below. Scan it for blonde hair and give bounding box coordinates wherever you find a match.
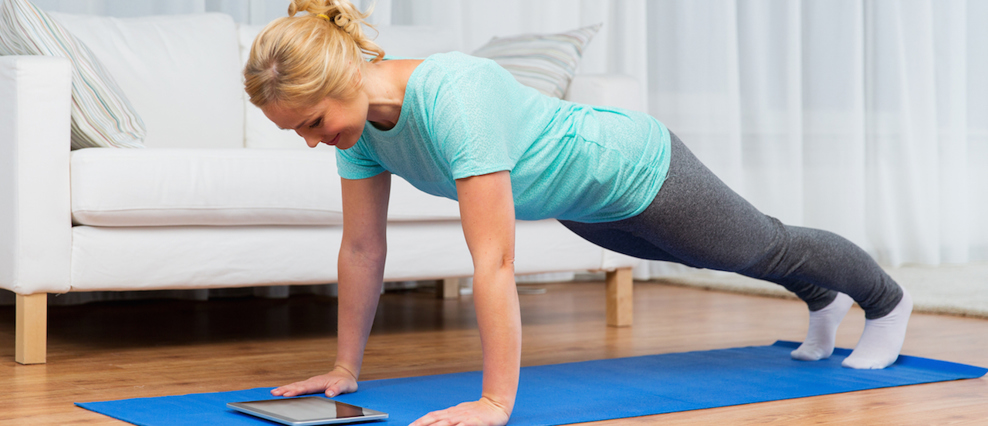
[244,0,385,108]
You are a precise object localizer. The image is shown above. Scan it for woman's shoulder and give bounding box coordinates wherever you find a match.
[403,52,524,119]
[410,52,514,96]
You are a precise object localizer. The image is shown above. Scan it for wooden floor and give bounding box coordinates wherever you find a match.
[2,281,987,425]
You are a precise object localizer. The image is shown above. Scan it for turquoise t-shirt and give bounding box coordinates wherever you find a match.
[336,52,671,223]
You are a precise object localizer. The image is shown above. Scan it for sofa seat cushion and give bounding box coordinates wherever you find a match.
[71,148,462,227]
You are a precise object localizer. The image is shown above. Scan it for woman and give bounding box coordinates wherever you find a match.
[244,1,913,425]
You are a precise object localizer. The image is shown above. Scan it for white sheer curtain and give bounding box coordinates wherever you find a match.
[31,0,988,271]
[644,0,987,270]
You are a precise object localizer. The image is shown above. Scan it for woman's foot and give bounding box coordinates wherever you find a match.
[791,293,854,361]
[842,288,913,369]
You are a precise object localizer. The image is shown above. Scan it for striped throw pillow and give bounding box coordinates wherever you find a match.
[0,0,145,149]
[472,24,602,99]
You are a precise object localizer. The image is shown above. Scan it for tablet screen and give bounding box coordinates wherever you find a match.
[228,396,387,425]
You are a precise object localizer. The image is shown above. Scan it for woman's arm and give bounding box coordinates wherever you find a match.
[272,172,391,398]
[411,170,520,426]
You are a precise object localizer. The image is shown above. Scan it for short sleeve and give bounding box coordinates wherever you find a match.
[335,142,386,179]
[429,58,529,180]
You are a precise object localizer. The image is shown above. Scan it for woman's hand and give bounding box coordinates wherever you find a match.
[270,366,358,398]
[409,397,511,426]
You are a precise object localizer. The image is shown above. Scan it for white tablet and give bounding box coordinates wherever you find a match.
[228,396,388,425]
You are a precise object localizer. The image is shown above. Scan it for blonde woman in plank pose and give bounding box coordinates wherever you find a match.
[244,1,913,424]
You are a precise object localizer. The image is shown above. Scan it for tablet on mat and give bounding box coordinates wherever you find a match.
[228,396,388,425]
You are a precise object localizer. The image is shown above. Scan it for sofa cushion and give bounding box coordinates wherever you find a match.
[50,12,244,149]
[71,148,462,226]
[472,23,601,98]
[0,0,146,149]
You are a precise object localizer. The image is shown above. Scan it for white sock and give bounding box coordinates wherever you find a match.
[842,288,913,369]
[791,292,853,361]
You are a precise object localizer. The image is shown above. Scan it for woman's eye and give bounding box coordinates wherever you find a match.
[309,118,322,129]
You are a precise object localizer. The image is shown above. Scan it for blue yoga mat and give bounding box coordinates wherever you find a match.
[77,341,986,426]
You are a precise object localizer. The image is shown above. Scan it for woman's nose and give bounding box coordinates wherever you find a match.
[296,130,320,148]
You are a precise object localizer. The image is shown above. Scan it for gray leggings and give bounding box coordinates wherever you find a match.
[561,133,903,319]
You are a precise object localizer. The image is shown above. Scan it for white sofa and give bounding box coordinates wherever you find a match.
[0,12,644,364]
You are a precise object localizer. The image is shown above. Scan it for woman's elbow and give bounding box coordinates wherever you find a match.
[340,238,387,264]
[475,252,515,275]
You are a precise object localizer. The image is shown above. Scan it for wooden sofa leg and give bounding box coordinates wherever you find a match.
[437,278,460,300]
[15,293,47,364]
[606,267,633,327]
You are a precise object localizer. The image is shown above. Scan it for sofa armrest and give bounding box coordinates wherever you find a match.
[0,56,73,295]
[564,74,644,113]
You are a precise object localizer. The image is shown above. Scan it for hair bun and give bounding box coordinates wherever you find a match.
[289,0,369,37]
[282,0,384,63]
[332,13,359,35]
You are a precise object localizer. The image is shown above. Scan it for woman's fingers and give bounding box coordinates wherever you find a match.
[409,399,510,426]
[271,380,320,397]
[270,370,359,398]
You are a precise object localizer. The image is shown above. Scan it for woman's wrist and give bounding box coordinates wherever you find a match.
[480,394,514,417]
[334,364,358,381]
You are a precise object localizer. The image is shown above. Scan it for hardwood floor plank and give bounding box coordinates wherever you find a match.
[3,281,986,425]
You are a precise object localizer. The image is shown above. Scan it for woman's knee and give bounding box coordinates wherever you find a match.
[732,218,806,279]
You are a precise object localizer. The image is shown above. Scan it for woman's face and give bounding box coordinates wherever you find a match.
[262,93,368,150]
